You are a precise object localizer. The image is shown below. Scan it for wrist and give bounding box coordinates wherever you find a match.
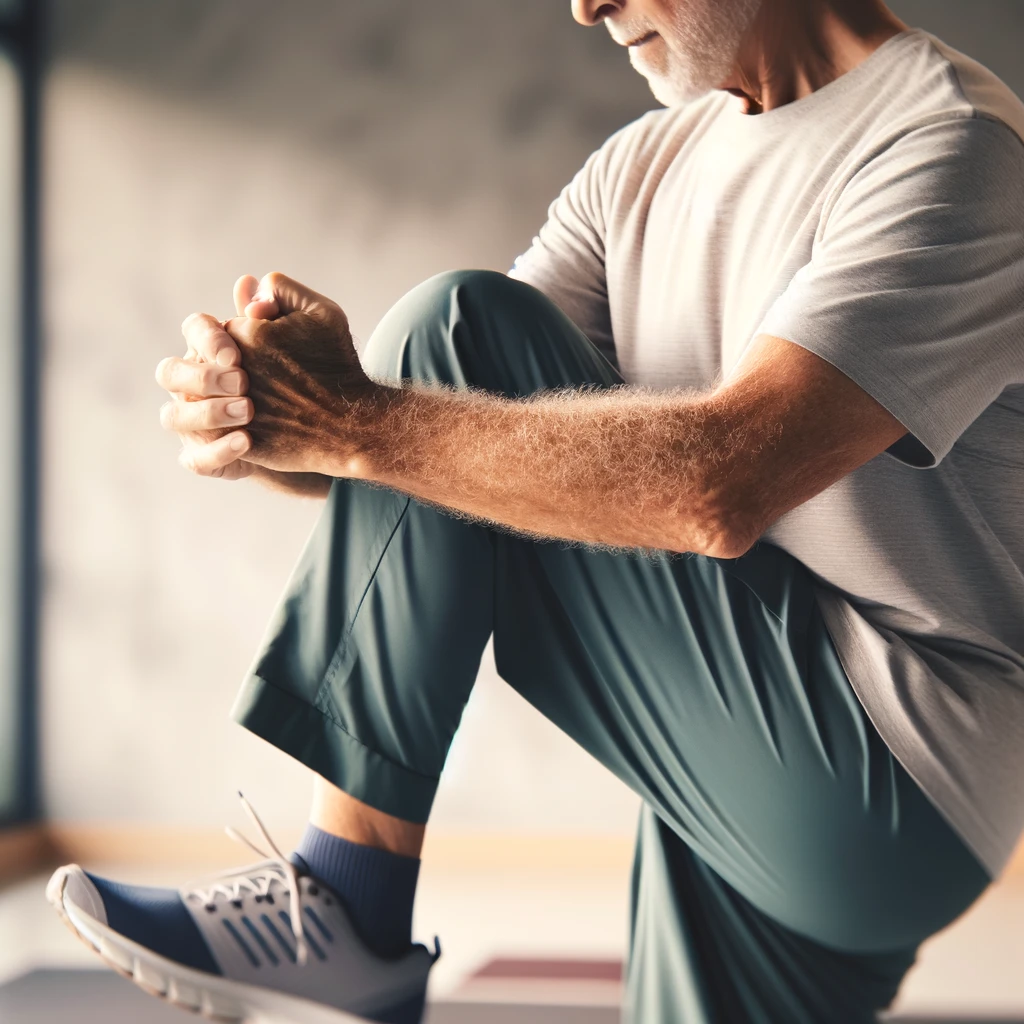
[317,380,401,481]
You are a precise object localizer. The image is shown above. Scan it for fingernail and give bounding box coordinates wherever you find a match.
[216,348,237,367]
[219,371,243,394]
[226,399,249,419]
[229,433,248,452]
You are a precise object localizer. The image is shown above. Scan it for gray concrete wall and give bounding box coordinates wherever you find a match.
[40,0,654,834]
[39,1,1024,835]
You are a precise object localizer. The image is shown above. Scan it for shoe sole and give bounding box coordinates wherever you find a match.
[46,865,375,1024]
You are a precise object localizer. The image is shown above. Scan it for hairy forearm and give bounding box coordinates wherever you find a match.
[330,383,775,556]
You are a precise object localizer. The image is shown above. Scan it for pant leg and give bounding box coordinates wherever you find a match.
[625,806,917,1024]
[492,536,988,957]
[232,269,989,1020]
[231,269,623,823]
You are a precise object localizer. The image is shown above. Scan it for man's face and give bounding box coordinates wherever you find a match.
[599,0,763,105]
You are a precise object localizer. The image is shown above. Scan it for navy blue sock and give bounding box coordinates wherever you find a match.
[291,824,420,959]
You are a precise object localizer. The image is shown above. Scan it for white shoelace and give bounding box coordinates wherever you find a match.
[185,792,310,966]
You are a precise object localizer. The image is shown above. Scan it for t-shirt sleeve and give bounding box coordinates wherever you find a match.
[757,115,1024,468]
[508,124,632,365]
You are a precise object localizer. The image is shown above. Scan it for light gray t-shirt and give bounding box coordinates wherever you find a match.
[510,28,1024,878]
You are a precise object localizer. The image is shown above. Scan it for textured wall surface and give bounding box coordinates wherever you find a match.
[39,1,1024,834]
[40,0,654,833]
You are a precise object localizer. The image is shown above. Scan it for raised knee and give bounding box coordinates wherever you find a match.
[361,269,525,383]
[420,268,520,306]
[431,267,510,296]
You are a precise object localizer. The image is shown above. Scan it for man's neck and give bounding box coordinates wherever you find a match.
[722,0,908,113]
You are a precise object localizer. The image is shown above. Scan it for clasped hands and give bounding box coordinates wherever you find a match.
[156,273,383,482]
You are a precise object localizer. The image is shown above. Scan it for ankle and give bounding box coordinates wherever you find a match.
[310,776,425,859]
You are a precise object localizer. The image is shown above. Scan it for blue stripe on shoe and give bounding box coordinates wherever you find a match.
[278,910,326,961]
[304,905,334,943]
[86,874,221,976]
[261,913,297,963]
[223,919,260,968]
[241,916,279,966]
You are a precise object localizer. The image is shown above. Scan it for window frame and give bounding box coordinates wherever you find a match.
[0,0,41,830]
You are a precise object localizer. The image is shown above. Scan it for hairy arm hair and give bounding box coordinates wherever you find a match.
[329,335,907,557]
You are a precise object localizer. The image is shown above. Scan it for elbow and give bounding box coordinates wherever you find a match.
[657,455,768,558]
[684,504,764,561]
[700,524,759,560]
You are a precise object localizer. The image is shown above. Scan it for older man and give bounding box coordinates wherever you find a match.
[48,0,1024,1021]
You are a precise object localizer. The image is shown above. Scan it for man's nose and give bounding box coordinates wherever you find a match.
[571,0,624,27]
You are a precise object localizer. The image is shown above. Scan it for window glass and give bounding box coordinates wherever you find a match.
[0,50,21,820]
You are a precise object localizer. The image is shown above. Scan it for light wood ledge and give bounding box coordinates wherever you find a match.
[42,825,636,875]
[4,824,1022,880]
[0,826,56,886]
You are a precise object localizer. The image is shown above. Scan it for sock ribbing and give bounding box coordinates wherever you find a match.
[292,823,421,959]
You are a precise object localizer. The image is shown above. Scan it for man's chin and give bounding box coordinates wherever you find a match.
[644,72,713,108]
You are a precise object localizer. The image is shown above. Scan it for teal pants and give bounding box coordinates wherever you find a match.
[232,270,990,1023]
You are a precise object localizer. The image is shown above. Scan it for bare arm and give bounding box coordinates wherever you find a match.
[330,333,907,557]
[168,274,907,553]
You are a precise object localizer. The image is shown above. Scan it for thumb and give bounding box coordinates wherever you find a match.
[247,271,340,325]
[233,274,261,317]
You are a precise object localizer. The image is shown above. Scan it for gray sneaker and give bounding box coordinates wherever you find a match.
[46,797,439,1023]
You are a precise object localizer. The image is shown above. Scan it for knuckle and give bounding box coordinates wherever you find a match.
[198,364,221,393]
[203,401,223,429]
[183,313,220,353]
[181,312,203,335]
[155,357,174,387]
[159,400,176,430]
[166,359,192,391]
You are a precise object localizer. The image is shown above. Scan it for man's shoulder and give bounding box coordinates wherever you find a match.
[921,32,1024,147]
[839,33,1024,208]
[841,30,1023,172]
[801,30,1024,205]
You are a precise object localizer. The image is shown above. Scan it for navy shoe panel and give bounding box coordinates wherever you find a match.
[86,873,222,977]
